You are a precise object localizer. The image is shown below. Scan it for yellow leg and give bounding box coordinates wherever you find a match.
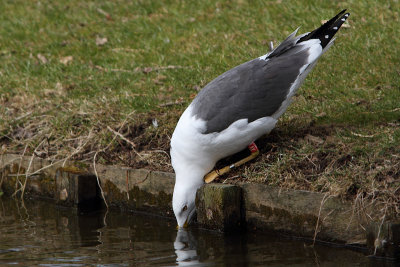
[204,142,259,184]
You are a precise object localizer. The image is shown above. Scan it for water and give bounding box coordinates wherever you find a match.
[0,197,392,266]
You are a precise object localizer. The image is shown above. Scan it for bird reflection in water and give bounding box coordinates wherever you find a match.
[174,229,202,266]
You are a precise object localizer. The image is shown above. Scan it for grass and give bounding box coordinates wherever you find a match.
[0,1,399,215]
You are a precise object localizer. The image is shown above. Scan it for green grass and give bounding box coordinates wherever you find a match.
[1,0,399,211]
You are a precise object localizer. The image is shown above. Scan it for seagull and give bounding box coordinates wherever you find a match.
[171,10,350,228]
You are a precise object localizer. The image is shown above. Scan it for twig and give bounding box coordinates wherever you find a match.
[313,193,332,245]
[106,126,142,159]
[350,131,376,138]
[138,65,186,72]
[61,128,94,166]
[95,65,186,74]
[112,48,144,53]
[20,136,51,199]
[13,139,45,198]
[95,65,134,73]
[97,8,112,20]
[90,111,139,208]
[13,111,32,122]
[21,150,37,199]
[106,126,136,148]
[158,99,185,107]
[12,145,28,197]
[346,192,362,231]
[143,149,170,159]
[361,107,400,114]
[93,151,108,208]
[223,175,240,184]
[374,204,388,255]
[130,171,151,187]
[305,155,317,168]
[22,158,64,178]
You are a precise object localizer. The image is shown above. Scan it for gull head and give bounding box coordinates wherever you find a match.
[172,181,200,228]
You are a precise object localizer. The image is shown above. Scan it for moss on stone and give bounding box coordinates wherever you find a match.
[58,166,86,174]
[196,184,242,231]
[103,179,127,204]
[128,185,172,214]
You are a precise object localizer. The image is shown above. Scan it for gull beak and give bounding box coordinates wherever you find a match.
[176,219,189,230]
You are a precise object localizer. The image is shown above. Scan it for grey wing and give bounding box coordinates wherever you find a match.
[192,48,310,134]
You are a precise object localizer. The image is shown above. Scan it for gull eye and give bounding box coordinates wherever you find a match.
[182,205,188,212]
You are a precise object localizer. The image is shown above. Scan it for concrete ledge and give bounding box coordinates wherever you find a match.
[196,184,243,232]
[0,154,175,216]
[1,153,399,259]
[55,169,98,206]
[242,183,365,242]
[89,164,174,215]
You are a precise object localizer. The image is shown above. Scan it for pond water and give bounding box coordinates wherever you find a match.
[0,196,393,266]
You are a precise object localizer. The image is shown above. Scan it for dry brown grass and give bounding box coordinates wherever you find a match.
[1,0,399,220]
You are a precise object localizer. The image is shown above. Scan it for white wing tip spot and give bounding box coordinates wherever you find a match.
[341,18,346,21]
[325,35,329,39]
[345,14,349,17]
[258,54,269,61]
[333,27,338,30]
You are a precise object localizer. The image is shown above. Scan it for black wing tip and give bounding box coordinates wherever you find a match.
[298,9,350,48]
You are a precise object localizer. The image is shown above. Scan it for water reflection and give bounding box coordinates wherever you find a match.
[174,229,200,266]
[0,197,395,266]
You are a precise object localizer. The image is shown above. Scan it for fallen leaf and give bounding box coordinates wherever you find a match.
[324,136,337,144]
[55,82,63,91]
[193,85,201,91]
[386,176,395,184]
[97,8,112,20]
[305,134,324,145]
[60,56,73,65]
[60,40,69,47]
[153,74,167,85]
[37,53,48,64]
[96,36,108,46]
[341,22,350,28]
[143,67,152,74]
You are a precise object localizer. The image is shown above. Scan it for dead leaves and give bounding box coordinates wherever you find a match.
[96,36,108,46]
[60,56,73,65]
[37,54,48,64]
[153,74,166,85]
[305,134,324,145]
[34,54,73,65]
